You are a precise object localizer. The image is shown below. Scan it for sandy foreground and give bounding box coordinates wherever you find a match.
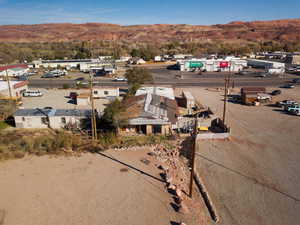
[180,86,300,225]
[0,148,208,225]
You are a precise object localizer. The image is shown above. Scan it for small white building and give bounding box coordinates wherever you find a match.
[14,109,92,129]
[76,93,91,106]
[93,87,119,99]
[0,81,28,97]
[154,56,163,62]
[182,91,195,112]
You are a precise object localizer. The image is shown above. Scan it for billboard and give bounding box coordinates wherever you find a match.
[219,61,230,68]
[188,61,204,68]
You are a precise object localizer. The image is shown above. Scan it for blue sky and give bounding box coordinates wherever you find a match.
[0,0,299,25]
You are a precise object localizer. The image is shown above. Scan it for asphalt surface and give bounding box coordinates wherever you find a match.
[28,67,297,88]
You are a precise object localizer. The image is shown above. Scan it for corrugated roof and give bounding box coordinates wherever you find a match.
[14,109,91,117]
[14,109,56,117]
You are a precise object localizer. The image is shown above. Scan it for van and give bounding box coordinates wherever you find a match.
[23,90,43,97]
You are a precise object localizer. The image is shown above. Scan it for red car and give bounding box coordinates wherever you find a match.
[69,92,78,99]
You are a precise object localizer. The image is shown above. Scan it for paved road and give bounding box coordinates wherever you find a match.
[28,77,293,88]
[28,66,297,88]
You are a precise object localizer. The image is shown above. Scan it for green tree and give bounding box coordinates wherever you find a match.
[100,99,127,134]
[125,67,153,86]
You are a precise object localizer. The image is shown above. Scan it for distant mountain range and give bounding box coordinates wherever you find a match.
[0,19,300,43]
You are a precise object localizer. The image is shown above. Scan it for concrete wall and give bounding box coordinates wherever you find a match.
[196,132,230,140]
[15,116,85,129]
[0,84,28,98]
[49,116,83,129]
[15,116,48,128]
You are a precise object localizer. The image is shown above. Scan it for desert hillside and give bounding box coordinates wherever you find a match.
[0,19,300,43]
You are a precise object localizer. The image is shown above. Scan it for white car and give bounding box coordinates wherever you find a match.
[113,77,127,82]
[291,108,300,116]
[23,90,43,97]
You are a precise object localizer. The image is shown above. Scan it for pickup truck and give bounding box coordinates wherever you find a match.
[284,105,300,113]
[276,100,298,107]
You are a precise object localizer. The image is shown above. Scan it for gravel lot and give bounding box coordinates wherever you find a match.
[0,149,197,225]
[22,88,109,112]
[179,86,300,225]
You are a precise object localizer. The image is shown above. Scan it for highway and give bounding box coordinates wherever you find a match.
[27,66,296,88]
[28,77,293,88]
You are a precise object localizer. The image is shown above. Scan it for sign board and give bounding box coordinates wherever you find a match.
[219,61,230,68]
[188,61,204,68]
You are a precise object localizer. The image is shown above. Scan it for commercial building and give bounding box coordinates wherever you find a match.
[14,108,92,129]
[0,80,28,97]
[178,57,247,72]
[247,59,285,69]
[285,54,300,65]
[0,64,29,77]
[32,59,94,69]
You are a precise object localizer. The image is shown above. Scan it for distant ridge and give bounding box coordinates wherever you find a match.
[0,18,300,43]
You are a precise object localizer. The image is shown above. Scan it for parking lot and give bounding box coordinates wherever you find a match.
[177,86,300,225]
[22,88,110,112]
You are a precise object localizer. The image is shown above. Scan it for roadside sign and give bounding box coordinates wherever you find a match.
[219,61,230,68]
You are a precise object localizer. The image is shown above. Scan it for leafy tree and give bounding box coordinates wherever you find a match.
[125,67,153,86]
[99,99,127,134]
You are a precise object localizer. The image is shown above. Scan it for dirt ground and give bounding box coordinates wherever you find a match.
[0,149,206,225]
[22,88,109,112]
[178,86,300,225]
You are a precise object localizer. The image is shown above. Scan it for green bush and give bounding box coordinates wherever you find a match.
[62,84,70,89]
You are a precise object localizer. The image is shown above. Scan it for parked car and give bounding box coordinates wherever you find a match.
[271,90,281,96]
[23,90,43,97]
[280,84,295,88]
[113,77,127,82]
[18,75,28,81]
[41,73,56,78]
[276,100,298,107]
[236,70,252,75]
[292,109,300,116]
[69,92,78,99]
[292,78,300,84]
[284,105,300,113]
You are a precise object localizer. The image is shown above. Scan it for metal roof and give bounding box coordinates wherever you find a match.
[14,109,56,117]
[135,86,175,100]
[14,109,91,117]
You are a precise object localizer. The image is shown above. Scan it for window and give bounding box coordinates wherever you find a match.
[94,91,98,94]
[22,117,25,122]
[61,117,66,124]
[104,91,109,95]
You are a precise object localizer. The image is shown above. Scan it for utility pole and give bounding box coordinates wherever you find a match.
[5,65,13,99]
[189,114,197,198]
[89,71,97,141]
[222,66,231,125]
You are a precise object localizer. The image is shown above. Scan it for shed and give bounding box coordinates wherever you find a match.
[182,91,195,111]
[14,108,92,129]
[76,93,90,106]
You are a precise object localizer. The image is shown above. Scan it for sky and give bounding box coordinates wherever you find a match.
[0,0,300,25]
